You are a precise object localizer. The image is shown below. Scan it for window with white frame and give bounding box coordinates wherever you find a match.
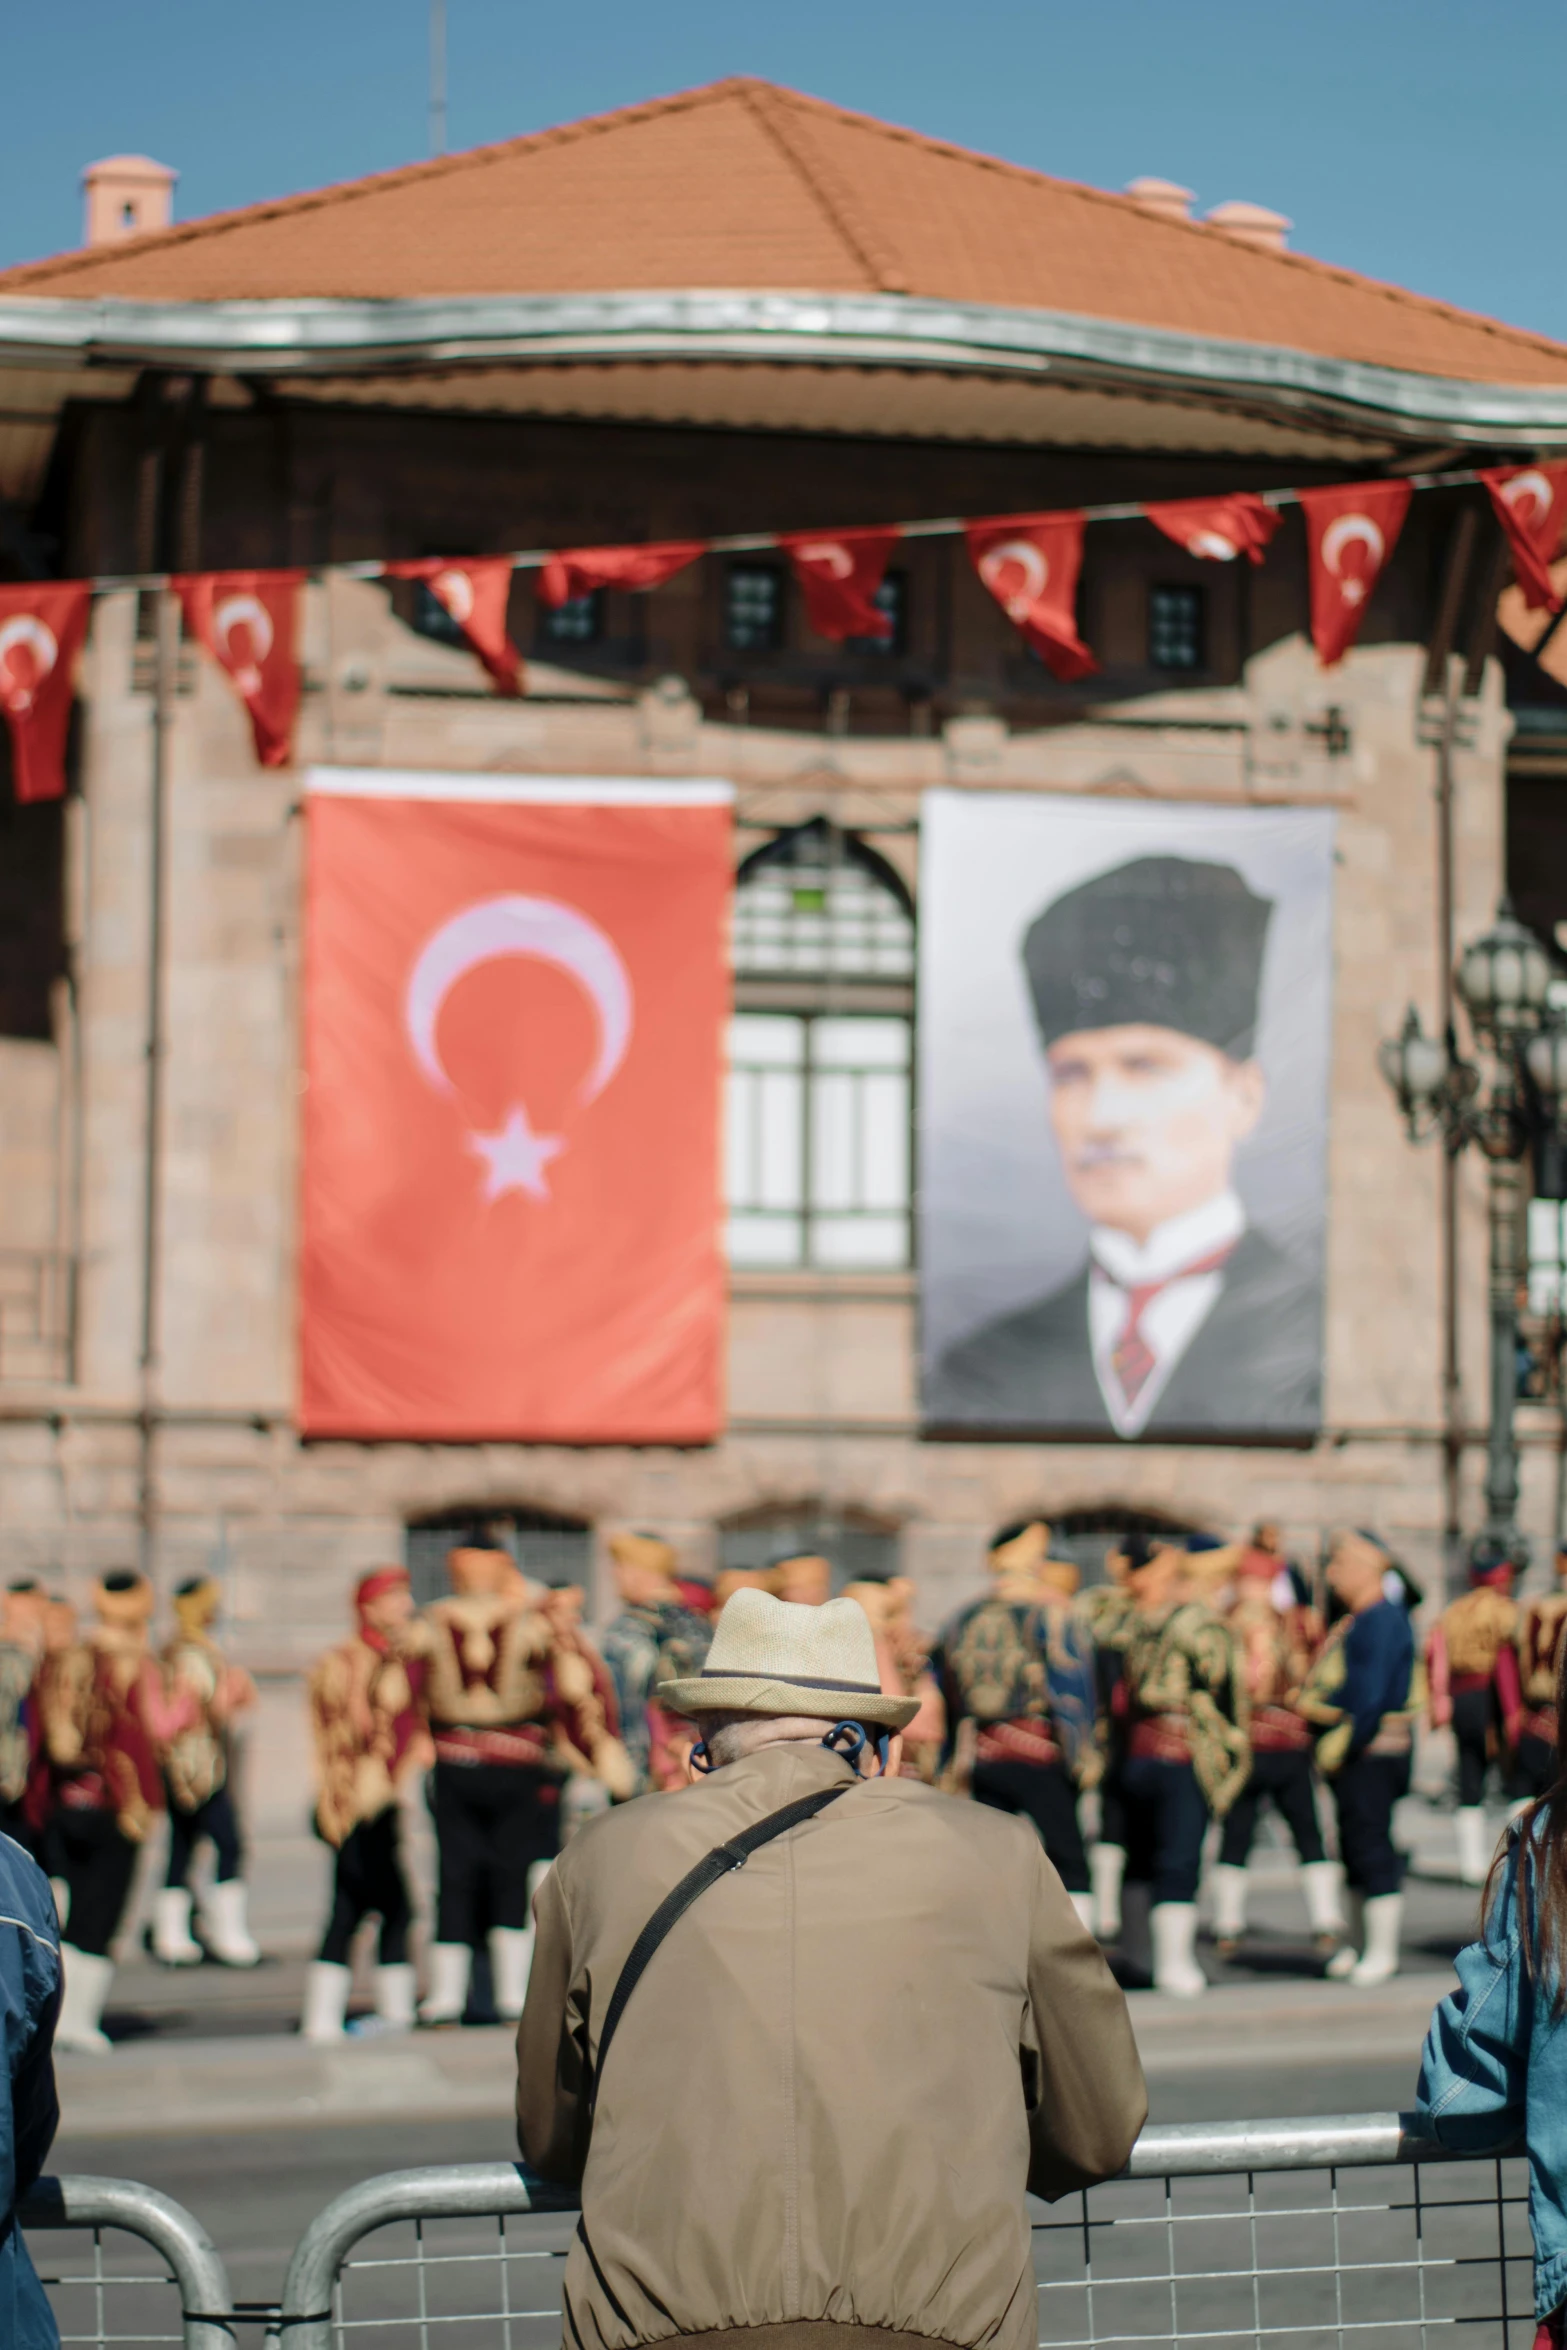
[725,821,914,1270]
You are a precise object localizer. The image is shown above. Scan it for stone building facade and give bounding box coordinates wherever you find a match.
[3,79,1567,1824]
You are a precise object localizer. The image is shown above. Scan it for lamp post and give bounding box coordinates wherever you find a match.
[1379,901,1564,1570]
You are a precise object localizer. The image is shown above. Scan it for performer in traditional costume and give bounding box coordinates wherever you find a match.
[302,1566,431,2042]
[1212,1549,1343,1955]
[1300,1529,1420,1985]
[149,1577,260,1967]
[842,1575,946,1782]
[600,1532,714,1794]
[932,1520,1098,1929]
[419,1535,633,2025]
[1118,1536,1250,1996]
[1425,1548,1521,1884]
[36,1572,164,2051]
[1081,1544,1139,1940]
[0,1579,47,1854]
[772,1551,833,1606]
[1511,1547,1567,1806]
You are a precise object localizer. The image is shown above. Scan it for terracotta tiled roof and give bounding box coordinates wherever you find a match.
[4,76,1565,388]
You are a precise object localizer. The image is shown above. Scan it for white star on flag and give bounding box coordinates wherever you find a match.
[467,1106,565,1202]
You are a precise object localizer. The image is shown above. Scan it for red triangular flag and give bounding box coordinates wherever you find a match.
[781,528,900,641]
[966,513,1096,680]
[385,557,523,695]
[1479,464,1567,614]
[0,581,91,804]
[174,570,303,767]
[537,541,703,606]
[1144,494,1281,566]
[1299,482,1411,668]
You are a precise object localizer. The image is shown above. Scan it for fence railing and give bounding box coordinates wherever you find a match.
[270,2114,1533,2350]
[20,2172,237,2350]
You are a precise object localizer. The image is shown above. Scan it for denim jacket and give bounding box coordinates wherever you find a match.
[0,1831,61,2350]
[1415,1819,1567,2319]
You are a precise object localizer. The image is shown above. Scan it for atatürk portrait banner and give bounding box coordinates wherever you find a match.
[919,791,1334,1441]
[299,771,732,1442]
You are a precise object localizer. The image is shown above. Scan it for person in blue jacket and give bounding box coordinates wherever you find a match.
[1416,1653,1567,2347]
[1,1824,62,2349]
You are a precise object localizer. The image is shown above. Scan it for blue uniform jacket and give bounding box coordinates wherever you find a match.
[1337,1600,1414,1753]
[0,1831,62,2350]
[1415,1816,1567,2319]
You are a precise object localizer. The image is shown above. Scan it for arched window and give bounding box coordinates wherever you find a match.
[718,1503,902,1591]
[726,821,914,1269]
[404,1504,591,1607]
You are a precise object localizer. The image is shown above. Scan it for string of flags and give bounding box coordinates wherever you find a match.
[1,461,1565,804]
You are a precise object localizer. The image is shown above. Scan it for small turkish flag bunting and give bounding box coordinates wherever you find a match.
[1299,481,1411,668]
[385,557,523,694]
[966,512,1096,680]
[537,541,703,606]
[782,528,899,642]
[175,569,303,768]
[1144,494,1281,566]
[0,581,91,805]
[1479,465,1567,614]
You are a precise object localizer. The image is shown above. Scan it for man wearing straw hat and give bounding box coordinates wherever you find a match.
[517,1590,1145,2350]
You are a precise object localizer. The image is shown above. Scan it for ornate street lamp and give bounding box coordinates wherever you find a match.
[1380,901,1566,1569]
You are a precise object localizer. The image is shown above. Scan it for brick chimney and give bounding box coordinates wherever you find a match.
[82,155,177,247]
[1205,200,1291,253]
[1123,178,1196,225]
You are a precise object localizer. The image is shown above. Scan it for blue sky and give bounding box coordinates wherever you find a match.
[2,0,1558,340]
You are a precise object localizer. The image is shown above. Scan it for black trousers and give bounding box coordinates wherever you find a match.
[0,1799,37,1860]
[1509,1733,1557,1805]
[1122,1755,1208,1904]
[431,1760,559,1945]
[1332,1751,1410,1898]
[165,1783,243,1888]
[972,1759,1090,1892]
[319,1806,413,1967]
[1218,1746,1325,1868]
[1451,1688,1494,1808]
[54,1808,140,1957]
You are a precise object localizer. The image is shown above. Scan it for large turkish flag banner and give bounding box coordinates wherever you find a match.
[299,771,733,1442]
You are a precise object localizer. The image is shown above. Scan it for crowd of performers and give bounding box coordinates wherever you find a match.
[2,1516,1562,2043]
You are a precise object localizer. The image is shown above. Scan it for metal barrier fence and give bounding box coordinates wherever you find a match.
[19,2173,236,2350]
[272,2115,1534,2350]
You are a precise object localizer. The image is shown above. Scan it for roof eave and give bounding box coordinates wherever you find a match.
[2,287,1565,448]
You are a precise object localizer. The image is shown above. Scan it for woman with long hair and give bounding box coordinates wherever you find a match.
[1416,1637,1567,2346]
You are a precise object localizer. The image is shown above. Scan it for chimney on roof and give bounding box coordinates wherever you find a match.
[1204,199,1291,253]
[1124,177,1195,225]
[82,155,177,247]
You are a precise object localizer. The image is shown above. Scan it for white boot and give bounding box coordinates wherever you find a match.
[1325,1890,1365,1978]
[1302,1860,1347,1948]
[1350,1893,1403,1985]
[201,1878,261,1967]
[1068,1889,1097,1934]
[419,1940,472,2026]
[301,1960,351,2043]
[1455,1806,1492,1887]
[1150,1901,1207,1997]
[56,1946,114,2054]
[151,1887,203,1967]
[50,1877,69,1927]
[375,1962,418,2031]
[489,1925,535,2020]
[1090,1842,1126,1940]
[1210,1862,1249,1951]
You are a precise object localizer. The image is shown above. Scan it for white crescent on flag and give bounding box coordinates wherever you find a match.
[213,592,273,695]
[1189,529,1240,562]
[404,893,635,1203]
[433,567,475,622]
[978,539,1049,621]
[1320,514,1385,606]
[1501,470,1553,527]
[793,541,855,580]
[0,614,59,714]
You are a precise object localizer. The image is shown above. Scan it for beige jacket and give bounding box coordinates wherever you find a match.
[516,1742,1145,2350]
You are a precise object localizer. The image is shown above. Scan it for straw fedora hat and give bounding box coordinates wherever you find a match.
[661,1589,918,1730]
